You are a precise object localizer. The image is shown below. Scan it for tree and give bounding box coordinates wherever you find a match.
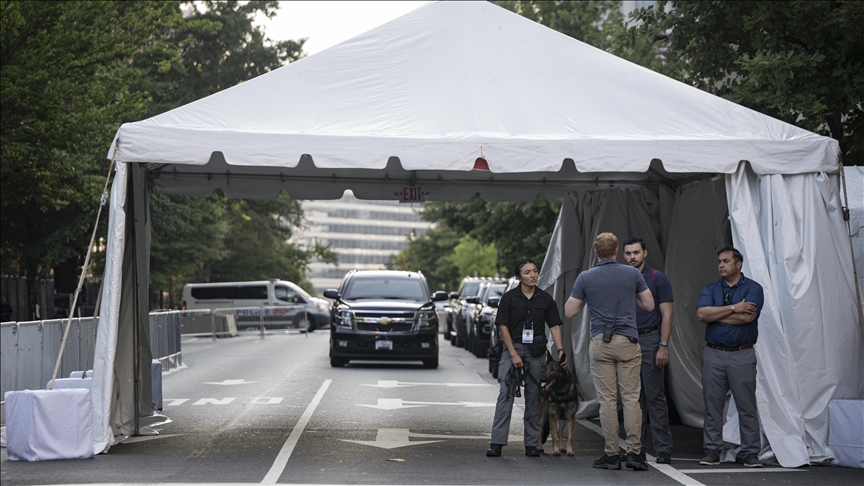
[208,193,336,294]
[390,225,462,292]
[628,0,864,165]
[1,1,185,317]
[449,236,499,280]
[422,195,560,276]
[134,1,330,298]
[132,0,305,118]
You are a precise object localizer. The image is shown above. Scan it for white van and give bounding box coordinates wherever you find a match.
[181,279,330,330]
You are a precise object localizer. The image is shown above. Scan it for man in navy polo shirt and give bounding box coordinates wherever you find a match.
[624,237,674,465]
[696,246,764,468]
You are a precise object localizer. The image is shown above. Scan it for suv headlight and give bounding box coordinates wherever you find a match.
[336,310,353,328]
[417,310,437,329]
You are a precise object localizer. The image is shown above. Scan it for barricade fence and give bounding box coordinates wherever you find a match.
[1,312,182,398]
[1,305,307,396]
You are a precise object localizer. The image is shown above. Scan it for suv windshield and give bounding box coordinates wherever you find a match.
[344,277,428,301]
[462,281,482,298]
[486,284,507,302]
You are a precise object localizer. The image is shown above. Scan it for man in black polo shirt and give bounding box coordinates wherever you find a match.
[487,259,566,458]
[624,237,674,465]
[696,246,764,468]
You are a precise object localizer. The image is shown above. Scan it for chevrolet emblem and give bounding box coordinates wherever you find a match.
[378,317,392,325]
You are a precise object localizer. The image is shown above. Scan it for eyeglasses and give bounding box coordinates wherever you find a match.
[723,291,732,306]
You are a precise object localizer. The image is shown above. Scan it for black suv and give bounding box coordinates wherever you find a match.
[324,270,448,368]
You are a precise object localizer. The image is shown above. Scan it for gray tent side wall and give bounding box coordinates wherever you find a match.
[111,163,155,440]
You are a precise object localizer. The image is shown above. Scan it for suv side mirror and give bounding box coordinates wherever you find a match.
[466,297,480,304]
[432,291,448,302]
[323,289,340,299]
[487,297,500,308]
[449,292,460,300]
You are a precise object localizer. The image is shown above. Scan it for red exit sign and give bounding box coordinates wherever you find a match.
[398,186,427,203]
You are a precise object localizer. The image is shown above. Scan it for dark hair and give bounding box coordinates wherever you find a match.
[513,259,536,278]
[717,245,743,263]
[623,237,646,251]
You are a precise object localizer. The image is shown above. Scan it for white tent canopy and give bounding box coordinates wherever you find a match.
[94,0,862,468]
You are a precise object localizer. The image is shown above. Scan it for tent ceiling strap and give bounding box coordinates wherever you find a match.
[154,170,675,188]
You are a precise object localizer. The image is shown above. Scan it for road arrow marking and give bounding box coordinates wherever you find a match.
[362,380,495,388]
[342,429,443,449]
[203,379,259,385]
[342,429,519,449]
[357,398,496,410]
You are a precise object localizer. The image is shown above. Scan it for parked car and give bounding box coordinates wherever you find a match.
[448,277,491,348]
[434,300,451,336]
[468,281,508,358]
[182,279,330,331]
[488,277,519,378]
[324,270,448,368]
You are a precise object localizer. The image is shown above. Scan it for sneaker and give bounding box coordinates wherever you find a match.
[525,446,541,457]
[626,452,649,471]
[699,451,720,465]
[593,453,622,470]
[737,453,763,468]
[486,444,502,457]
[656,451,672,464]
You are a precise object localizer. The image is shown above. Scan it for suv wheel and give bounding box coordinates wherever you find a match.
[330,357,347,367]
[422,357,439,369]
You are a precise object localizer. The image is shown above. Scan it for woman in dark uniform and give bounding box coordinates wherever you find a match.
[487,259,568,457]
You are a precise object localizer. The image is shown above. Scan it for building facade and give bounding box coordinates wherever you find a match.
[292,191,433,294]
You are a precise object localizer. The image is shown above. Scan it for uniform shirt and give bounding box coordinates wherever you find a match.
[494,286,562,340]
[636,265,674,330]
[570,259,648,339]
[696,275,764,348]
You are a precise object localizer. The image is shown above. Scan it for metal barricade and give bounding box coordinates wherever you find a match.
[178,309,237,340]
[1,311,181,397]
[216,306,308,339]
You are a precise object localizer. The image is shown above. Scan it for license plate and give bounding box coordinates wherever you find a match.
[376,340,393,350]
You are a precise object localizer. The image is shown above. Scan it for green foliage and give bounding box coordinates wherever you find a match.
[1,1,185,316]
[450,236,499,281]
[390,225,461,292]
[422,195,561,277]
[132,0,305,118]
[139,2,323,299]
[628,0,864,164]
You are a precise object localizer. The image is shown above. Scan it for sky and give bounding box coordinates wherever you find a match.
[255,1,429,57]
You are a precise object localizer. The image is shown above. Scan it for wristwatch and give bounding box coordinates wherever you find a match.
[659,341,668,347]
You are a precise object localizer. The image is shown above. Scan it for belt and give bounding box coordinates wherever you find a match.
[638,326,658,335]
[706,343,754,352]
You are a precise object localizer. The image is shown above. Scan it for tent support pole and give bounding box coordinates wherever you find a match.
[130,166,141,436]
[840,164,864,343]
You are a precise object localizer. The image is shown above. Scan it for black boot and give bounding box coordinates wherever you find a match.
[486,444,502,457]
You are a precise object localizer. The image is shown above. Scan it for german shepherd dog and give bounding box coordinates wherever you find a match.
[538,358,579,456]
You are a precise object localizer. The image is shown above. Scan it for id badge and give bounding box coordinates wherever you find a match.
[522,328,534,344]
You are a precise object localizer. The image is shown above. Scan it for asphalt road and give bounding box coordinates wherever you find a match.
[2,331,862,485]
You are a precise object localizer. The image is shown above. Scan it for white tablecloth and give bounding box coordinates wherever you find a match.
[5,389,94,461]
[48,377,92,391]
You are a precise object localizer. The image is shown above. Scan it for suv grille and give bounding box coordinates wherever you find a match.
[354,311,415,332]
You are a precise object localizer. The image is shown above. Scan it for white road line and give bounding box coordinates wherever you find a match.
[576,419,705,486]
[679,468,805,474]
[260,379,332,484]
